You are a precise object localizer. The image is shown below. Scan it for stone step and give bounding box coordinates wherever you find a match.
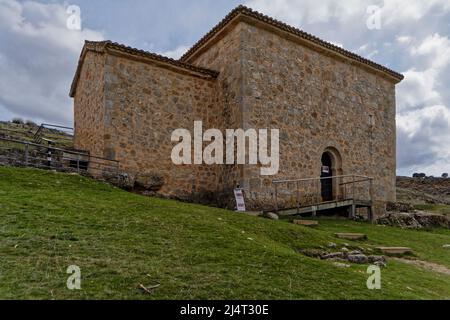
[335,233,367,240]
[375,247,413,255]
[293,220,319,226]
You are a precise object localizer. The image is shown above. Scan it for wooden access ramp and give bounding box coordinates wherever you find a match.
[276,199,373,220]
[272,175,374,221]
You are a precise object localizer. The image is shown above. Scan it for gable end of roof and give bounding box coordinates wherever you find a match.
[180,5,404,83]
[69,41,219,98]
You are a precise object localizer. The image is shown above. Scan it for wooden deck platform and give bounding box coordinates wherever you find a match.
[276,198,373,220]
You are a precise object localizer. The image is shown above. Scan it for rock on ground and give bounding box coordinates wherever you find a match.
[377,212,449,229]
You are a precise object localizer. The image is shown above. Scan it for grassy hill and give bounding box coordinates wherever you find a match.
[396,176,450,215]
[0,166,449,300]
[0,121,73,149]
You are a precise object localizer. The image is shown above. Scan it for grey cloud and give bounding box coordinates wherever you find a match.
[0,0,103,126]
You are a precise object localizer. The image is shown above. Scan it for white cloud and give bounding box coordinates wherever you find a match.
[398,34,450,112]
[397,105,450,176]
[380,0,450,26]
[396,35,412,44]
[0,0,104,125]
[159,45,190,59]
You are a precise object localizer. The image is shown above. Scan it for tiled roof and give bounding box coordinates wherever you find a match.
[69,41,219,97]
[180,5,404,82]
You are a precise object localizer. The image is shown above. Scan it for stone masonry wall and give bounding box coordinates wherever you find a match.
[73,51,106,158]
[102,53,221,199]
[237,23,396,215]
[188,23,248,200]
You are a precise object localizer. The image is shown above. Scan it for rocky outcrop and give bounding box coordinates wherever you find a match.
[377,212,449,229]
[297,248,387,266]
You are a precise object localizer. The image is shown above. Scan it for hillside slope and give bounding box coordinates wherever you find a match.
[0,167,449,300]
[397,176,450,215]
[397,176,450,205]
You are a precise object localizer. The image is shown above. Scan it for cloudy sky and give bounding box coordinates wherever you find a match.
[0,0,449,176]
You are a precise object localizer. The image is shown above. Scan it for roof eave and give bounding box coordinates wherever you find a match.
[69,41,219,98]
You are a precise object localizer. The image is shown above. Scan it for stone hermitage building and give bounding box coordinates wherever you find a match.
[70,6,404,216]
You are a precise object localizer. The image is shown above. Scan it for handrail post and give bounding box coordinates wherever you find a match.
[352,175,355,200]
[316,178,320,204]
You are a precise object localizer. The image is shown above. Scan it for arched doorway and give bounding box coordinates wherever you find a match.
[320,147,343,202]
[321,153,333,201]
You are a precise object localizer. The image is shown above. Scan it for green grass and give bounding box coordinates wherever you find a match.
[0,166,449,300]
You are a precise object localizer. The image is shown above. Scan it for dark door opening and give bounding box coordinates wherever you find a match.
[321,152,333,202]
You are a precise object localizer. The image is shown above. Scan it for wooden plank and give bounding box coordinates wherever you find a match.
[278,199,355,216]
[335,233,367,240]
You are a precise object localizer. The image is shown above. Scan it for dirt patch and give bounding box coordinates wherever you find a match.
[392,257,450,276]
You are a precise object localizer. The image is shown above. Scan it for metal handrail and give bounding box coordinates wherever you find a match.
[32,123,74,145]
[272,174,374,221]
[40,124,74,131]
[0,136,120,178]
[273,174,373,184]
[0,136,118,163]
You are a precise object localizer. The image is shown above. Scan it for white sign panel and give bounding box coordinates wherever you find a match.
[322,166,330,174]
[234,188,246,212]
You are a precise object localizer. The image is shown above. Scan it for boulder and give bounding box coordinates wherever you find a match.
[368,255,386,263]
[265,212,279,220]
[377,212,449,229]
[386,202,415,213]
[114,172,135,189]
[374,260,387,268]
[322,252,344,260]
[135,172,164,191]
[347,254,368,264]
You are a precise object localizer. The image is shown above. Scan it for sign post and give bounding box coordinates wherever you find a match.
[234,188,246,212]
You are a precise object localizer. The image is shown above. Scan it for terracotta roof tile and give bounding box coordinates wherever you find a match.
[180,5,404,82]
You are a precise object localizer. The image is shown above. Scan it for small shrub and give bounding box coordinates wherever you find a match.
[12,118,24,125]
